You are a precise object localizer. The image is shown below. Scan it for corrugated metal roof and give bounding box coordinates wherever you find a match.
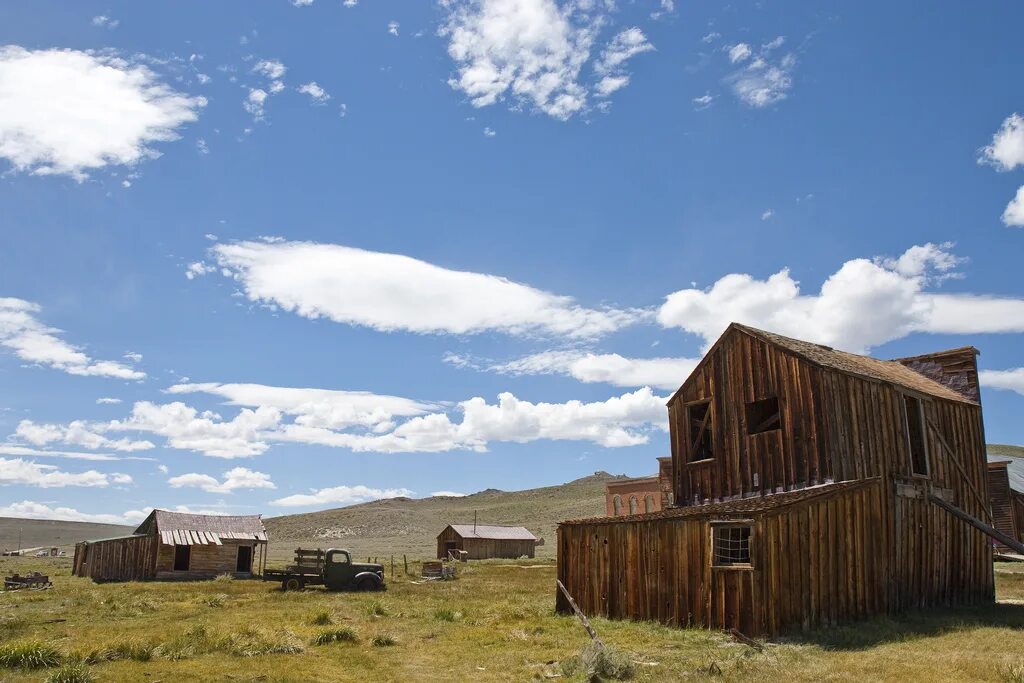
[988,453,1024,494]
[446,524,537,540]
[735,324,975,404]
[561,478,878,526]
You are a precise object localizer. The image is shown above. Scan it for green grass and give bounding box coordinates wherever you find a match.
[0,555,1022,681]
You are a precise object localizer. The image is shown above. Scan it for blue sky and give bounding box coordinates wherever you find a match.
[1,0,1022,525]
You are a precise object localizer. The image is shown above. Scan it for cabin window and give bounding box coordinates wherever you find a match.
[644,495,655,513]
[173,544,191,571]
[612,495,622,516]
[712,523,752,567]
[629,496,639,515]
[745,396,781,435]
[686,400,714,462]
[903,395,929,476]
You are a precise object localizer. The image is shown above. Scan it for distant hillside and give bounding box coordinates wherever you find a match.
[989,444,1024,459]
[0,518,132,553]
[264,471,624,560]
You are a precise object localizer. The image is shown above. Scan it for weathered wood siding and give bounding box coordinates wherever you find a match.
[72,535,157,581]
[1012,491,1024,546]
[987,463,1018,551]
[154,540,260,579]
[436,527,535,559]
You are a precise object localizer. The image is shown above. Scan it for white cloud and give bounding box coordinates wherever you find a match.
[96,397,122,405]
[979,113,1024,171]
[483,126,496,137]
[244,88,269,119]
[91,15,119,29]
[0,298,146,379]
[431,490,467,497]
[761,208,774,220]
[344,0,357,6]
[762,36,785,51]
[204,239,643,338]
[440,0,606,120]
[158,464,169,474]
[292,0,315,5]
[197,138,209,154]
[253,59,287,81]
[651,0,674,19]
[185,261,216,279]
[593,27,654,98]
[0,46,205,179]
[0,500,149,525]
[693,93,714,109]
[729,52,796,107]
[15,419,153,452]
[728,43,751,63]
[0,457,120,488]
[1002,185,1024,227]
[271,484,413,508]
[657,242,1024,353]
[483,350,697,391]
[388,21,400,36]
[168,466,275,493]
[701,32,721,43]
[0,445,128,461]
[297,81,330,104]
[980,368,1024,396]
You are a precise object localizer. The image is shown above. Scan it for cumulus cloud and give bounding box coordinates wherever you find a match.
[297,81,330,104]
[693,93,714,109]
[202,239,642,338]
[271,484,413,508]
[0,457,123,488]
[442,0,646,119]
[593,27,654,98]
[481,350,697,391]
[980,368,1024,396]
[0,500,150,525]
[722,38,796,108]
[979,113,1024,171]
[657,243,1024,353]
[1002,185,1024,227]
[91,15,119,29]
[15,419,153,452]
[388,21,400,36]
[0,46,205,179]
[728,43,751,63]
[0,298,146,379]
[431,490,467,497]
[168,466,275,493]
[0,445,132,462]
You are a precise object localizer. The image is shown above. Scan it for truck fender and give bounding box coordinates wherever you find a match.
[354,571,383,590]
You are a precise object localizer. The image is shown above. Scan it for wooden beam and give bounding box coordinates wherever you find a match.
[556,579,603,646]
[928,494,1024,555]
[926,417,991,524]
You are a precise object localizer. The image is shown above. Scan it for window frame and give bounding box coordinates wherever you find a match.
[710,521,754,570]
[684,398,715,463]
[902,393,930,478]
[745,395,782,435]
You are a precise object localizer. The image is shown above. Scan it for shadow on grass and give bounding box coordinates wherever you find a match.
[781,602,1024,651]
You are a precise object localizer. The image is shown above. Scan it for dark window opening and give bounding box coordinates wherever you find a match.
[236,545,253,573]
[173,544,190,571]
[712,525,752,567]
[904,395,929,476]
[686,400,714,462]
[746,396,781,435]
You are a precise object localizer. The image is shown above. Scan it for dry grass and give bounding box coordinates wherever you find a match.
[0,556,1021,681]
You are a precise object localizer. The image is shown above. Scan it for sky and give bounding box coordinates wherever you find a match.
[0,0,1023,526]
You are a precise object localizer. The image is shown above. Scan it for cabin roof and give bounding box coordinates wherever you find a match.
[134,510,267,544]
[988,453,1024,494]
[734,324,976,404]
[561,478,878,526]
[444,524,536,541]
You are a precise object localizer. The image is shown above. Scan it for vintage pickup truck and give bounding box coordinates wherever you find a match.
[264,548,385,592]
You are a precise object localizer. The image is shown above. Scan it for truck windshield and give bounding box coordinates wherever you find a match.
[330,553,349,564]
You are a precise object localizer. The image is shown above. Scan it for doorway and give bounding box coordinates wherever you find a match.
[236,545,253,573]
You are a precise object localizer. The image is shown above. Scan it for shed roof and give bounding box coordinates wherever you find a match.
[561,478,878,526]
[134,510,267,545]
[444,524,537,541]
[988,453,1024,494]
[734,324,975,404]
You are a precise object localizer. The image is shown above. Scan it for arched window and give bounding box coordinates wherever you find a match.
[644,495,655,513]
[612,495,622,516]
[629,496,639,515]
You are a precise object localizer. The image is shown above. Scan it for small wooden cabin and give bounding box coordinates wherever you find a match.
[73,510,267,581]
[558,323,1000,636]
[988,454,1024,552]
[436,524,537,560]
[606,457,674,516]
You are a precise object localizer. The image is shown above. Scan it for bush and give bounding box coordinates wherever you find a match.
[307,608,332,626]
[155,624,215,661]
[221,627,304,657]
[46,662,94,683]
[310,627,359,646]
[1000,661,1024,683]
[367,600,390,617]
[214,573,235,583]
[201,594,228,608]
[561,641,635,682]
[81,639,155,664]
[372,633,397,647]
[433,608,463,622]
[0,641,62,669]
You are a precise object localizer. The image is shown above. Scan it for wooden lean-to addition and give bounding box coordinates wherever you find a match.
[557,323,996,636]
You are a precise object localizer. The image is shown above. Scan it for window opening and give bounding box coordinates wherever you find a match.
[904,395,929,476]
[712,524,752,567]
[746,396,781,434]
[687,400,714,462]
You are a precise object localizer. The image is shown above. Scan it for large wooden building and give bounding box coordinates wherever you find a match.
[436,524,537,560]
[558,323,1002,636]
[73,510,268,581]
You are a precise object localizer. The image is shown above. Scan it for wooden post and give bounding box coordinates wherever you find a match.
[556,579,603,646]
[391,555,394,578]
[403,554,408,575]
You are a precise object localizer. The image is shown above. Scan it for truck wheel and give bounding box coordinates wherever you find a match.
[282,577,303,591]
[357,577,378,592]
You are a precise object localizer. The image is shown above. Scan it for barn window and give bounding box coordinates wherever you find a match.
[745,396,781,434]
[644,495,655,513]
[612,495,622,516]
[903,395,929,476]
[629,496,639,515]
[173,544,191,571]
[712,523,752,567]
[686,400,714,462]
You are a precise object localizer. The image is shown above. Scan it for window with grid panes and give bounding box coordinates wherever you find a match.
[712,524,752,566]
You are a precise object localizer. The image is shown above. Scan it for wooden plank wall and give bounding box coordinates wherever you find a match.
[436,527,535,559]
[1013,492,1024,545]
[72,535,157,581]
[154,540,261,579]
[987,464,1018,551]
[557,481,889,636]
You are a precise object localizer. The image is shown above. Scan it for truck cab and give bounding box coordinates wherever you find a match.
[324,549,385,591]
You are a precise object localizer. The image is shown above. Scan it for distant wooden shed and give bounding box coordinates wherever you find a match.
[988,454,1024,553]
[436,524,537,560]
[73,510,267,581]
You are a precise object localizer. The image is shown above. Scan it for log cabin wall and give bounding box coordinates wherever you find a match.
[72,535,158,581]
[154,539,260,579]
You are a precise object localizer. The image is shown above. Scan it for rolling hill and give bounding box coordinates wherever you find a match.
[0,518,132,554]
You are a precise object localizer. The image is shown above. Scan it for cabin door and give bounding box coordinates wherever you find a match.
[236,545,253,573]
[444,541,459,558]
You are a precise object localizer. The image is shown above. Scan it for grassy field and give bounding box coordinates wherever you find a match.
[0,554,1022,682]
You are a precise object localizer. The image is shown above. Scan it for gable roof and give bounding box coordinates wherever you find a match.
[988,453,1024,494]
[721,324,975,404]
[445,524,536,541]
[134,510,267,545]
